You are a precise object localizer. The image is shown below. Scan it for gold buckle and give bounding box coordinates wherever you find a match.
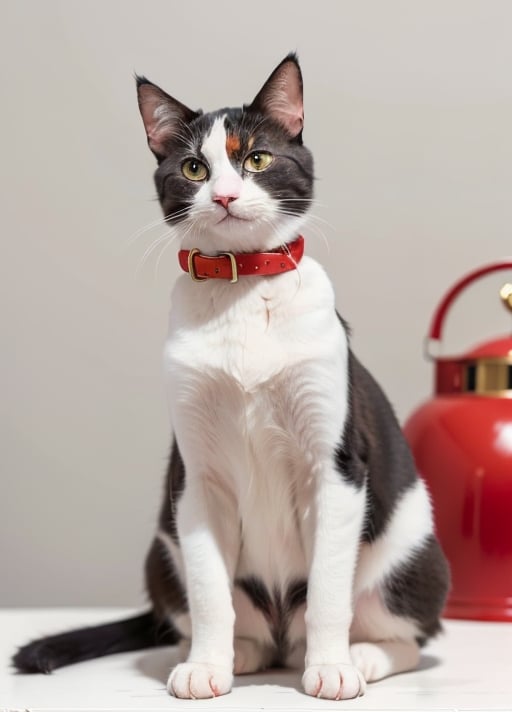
[187,248,207,282]
[187,249,238,284]
[219,252,239,284]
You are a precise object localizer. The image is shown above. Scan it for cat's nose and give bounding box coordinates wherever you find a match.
[213,195,237,210]
[212,174,242,210]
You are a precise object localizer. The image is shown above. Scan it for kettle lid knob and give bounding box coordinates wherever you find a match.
[499,283,512,312]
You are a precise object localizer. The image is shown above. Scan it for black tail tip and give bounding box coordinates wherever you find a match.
[12,642,58,674]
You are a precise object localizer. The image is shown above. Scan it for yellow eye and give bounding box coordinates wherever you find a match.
[182,159,208,181]
[243,151,273,173]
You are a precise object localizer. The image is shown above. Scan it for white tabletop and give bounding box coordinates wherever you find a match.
[1,608,511,711]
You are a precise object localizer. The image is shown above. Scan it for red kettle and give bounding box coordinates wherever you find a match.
[404,259,512,621]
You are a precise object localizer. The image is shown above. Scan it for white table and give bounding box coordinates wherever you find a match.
[1,608,511,711]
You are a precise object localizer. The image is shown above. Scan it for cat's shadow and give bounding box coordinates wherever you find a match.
[134,646,304,692]
[134,646,441,693]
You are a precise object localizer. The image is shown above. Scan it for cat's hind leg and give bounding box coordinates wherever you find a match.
[233,637,273,675]
[350,640,420,681]
[348,493,450,685]
[348,583,431,683]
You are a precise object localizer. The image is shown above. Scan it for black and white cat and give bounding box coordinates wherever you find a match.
[13,54,449,701]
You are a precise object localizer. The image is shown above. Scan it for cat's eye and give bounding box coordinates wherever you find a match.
[243,151,273,173]
[181,159,209,181]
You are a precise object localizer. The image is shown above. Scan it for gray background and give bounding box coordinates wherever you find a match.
[2,0,512,606]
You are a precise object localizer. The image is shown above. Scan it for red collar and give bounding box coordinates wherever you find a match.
[178,236,305,283]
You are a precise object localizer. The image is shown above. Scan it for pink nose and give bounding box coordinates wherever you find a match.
[212,174,241,210]
[213,195,237,210]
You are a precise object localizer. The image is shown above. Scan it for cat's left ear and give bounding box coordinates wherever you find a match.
[247,53,304,139]
[136,76,200,161]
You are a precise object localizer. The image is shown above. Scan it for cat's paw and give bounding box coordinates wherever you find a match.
[302,663,366,700]
[350,640,421,681]
[167,662,233,699]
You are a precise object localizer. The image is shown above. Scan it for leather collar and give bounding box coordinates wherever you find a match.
[178,236,305,283]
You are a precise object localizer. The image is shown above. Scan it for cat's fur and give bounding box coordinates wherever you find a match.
[13,54,449,700]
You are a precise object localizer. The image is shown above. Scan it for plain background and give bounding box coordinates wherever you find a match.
[2,0,512,607]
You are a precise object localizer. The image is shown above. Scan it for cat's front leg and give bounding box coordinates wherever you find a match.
[302,469,367,700]
[167,475,238,699]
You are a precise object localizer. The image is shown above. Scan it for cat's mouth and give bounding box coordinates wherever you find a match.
[216,211,250,225]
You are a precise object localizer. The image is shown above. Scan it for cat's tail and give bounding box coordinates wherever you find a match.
[12,610,181,674]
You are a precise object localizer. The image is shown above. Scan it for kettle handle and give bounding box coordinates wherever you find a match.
[427,259,512,350]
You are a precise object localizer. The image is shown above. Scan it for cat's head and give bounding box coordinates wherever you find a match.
[136,54,314,255]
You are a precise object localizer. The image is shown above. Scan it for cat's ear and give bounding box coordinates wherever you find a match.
[136,76,200,160]
[247,53,304,138]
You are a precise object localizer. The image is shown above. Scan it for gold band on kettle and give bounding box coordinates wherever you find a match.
[464,357,512,397]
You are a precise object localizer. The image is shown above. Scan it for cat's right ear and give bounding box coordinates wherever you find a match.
[136,76,199,161]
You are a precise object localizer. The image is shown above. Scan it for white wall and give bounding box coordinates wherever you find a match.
[2,0,511,606]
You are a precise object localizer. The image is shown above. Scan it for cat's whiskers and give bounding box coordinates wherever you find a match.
[274,209,332,254]
[126,206,195,260]
[136,229,176,278]
[151,210,218,279]
[142,214,208,281]
[133,204,218,281]
[234,197,331,248]
[277,197,325,208]
[125,214,171,249]
[272,201,333,229]
[183,218,202,242]
[154,232,181,281]
[255,214,304,294]
[278,201,331,228]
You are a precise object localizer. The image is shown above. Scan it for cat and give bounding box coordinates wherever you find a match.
[13,53,449,701]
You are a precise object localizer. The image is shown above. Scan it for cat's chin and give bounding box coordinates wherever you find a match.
[179,215,307,256]
[179,224,279,255]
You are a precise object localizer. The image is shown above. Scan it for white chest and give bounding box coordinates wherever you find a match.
[164,257,343,392]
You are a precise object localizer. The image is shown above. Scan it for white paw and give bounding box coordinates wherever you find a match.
[350,640,421,682]
[351,642,387,681]
[302,663,366,700]
[167,662,233,699]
